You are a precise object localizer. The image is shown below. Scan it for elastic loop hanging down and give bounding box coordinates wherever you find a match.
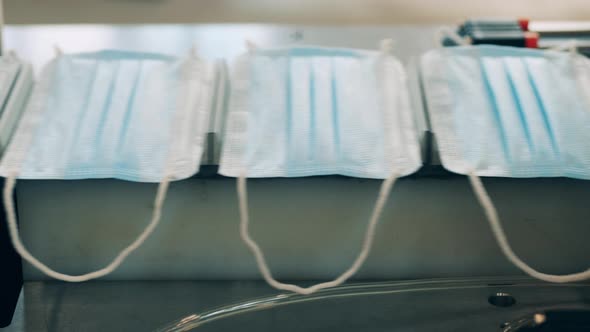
[237,172,398,295]
[468,172,590,283]
[3,175,171,282]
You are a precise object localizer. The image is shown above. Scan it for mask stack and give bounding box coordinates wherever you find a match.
[0,50,216,281]
[220,43,422,294]
[422,45,590,282]
[5,41,587,291]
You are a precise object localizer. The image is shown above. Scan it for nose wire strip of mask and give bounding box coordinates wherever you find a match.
[468,172,590,283]
[237,172,398,295]
[2,174,171,282]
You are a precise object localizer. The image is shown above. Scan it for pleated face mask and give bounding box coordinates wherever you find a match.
[220,42,422,294]
[422,45,590,179]
[220,45,421,178]
[0,49,217,282]
[0,50,215,182]
[422,43,590,284]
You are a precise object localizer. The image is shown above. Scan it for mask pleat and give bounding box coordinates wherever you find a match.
[287,58,312,170]
[311,57,338,170]
[22,59,93,176]
[478,57,512,163]
[89,60,142,173]
[522,58,561,158]
[337,57,382,175]
[483,56,534,168]
[67,61,113,172]
[61,60,100,175]
[445,54,503,171]
[284,57,294,172]
[114,61,144,170]
[307,62,316,162]
[126,61,173,180]
[506,58,557,166]
[245,56,288,174]
[92,61,120,170]
[58,60,96,175]
[329,59,341,164]
[502,58,534,154]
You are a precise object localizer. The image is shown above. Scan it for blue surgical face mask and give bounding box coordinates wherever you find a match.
[422,44,590,283]
[220,43,422,294]
[0,50,216,182]
[0,50,217,283]
[220,45,421,179]
[422,45,590,179]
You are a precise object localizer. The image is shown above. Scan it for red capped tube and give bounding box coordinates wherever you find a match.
[525,32,539,48]
[518,18,530,31]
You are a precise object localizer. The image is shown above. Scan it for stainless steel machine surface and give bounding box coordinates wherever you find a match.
[4,278,590,331]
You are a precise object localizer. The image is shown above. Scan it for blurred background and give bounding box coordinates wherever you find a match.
[4,0,590,24]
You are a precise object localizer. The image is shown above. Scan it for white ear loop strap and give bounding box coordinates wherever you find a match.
[238,172,398,295]
[468,172,590,283]
[3,174,171,282]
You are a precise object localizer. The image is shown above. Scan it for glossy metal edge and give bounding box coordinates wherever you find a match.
[155,277,590,332]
